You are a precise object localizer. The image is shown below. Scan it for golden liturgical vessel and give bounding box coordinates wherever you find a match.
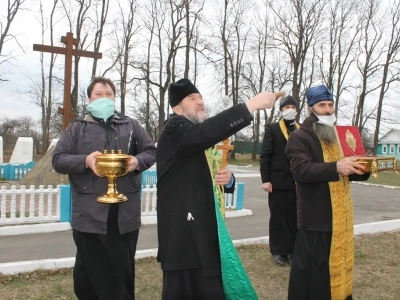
[334,126,398,178]
[95,150,130,203]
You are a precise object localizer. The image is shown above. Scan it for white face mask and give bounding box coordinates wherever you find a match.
[282,109,297,120]
[312,109,336,127]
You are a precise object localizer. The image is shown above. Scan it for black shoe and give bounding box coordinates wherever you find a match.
[287,254,293,265]
[272,255,287,267]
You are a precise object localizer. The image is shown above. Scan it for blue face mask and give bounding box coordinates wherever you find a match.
[87,98,115,120]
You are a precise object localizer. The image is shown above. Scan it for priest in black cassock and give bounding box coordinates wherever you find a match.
[156,78,277,300]
[259,95,300,267]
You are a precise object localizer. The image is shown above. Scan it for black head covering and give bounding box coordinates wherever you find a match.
[279,95,299,111]
[168,78,200,108]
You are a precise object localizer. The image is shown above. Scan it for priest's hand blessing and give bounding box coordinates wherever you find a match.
[337,156,365,176]
[215,168,233,186]
[245,91,283,114]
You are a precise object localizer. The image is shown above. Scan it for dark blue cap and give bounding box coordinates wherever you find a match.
[306,85,334,106]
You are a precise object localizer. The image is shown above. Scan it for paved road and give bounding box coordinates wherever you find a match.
[0,175,399,264]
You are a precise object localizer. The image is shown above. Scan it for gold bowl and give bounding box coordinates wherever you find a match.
[95,150,130,203]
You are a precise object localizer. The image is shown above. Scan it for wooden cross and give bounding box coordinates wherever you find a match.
[33,32,102,131]
[216,138,234,169]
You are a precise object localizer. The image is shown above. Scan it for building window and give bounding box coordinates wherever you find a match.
[390,146,395,154]
[383,146,387,154]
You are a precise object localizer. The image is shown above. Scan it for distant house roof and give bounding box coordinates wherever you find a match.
[378,129,400,143]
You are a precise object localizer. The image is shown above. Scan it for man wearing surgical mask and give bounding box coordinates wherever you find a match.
[285,85,370,300]
[52,77,156,300]
[259,95,300,267]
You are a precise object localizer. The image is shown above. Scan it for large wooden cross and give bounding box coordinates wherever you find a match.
[33,32,102,131]
[216,138,234,169]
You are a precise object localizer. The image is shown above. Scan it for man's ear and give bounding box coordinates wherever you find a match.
[307,106,313,115]
[172,105,182,115]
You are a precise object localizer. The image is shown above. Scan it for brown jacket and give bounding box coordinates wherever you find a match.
[285,117,369,231]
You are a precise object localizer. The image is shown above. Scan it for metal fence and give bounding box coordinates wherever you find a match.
[0,162,36,180]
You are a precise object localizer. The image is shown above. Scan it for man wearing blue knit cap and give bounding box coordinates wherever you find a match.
[285,84,370,300]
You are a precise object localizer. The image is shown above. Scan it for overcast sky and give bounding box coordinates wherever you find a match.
[0,1,110,121]
[1,0,273,124]
[1,6,43,120]
[1,0,397,136]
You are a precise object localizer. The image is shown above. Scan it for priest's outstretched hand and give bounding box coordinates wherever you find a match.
[246,91,283,113]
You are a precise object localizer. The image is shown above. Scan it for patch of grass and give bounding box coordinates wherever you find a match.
[0,231,399,299]
[367,171,400,187]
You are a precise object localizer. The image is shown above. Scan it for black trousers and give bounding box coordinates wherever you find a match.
[288,229,353,300]
[268,189,297,256]
[72,205,139,300]
[161,269,226,300]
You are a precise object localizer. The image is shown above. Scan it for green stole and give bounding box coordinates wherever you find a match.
[205,147,259,300]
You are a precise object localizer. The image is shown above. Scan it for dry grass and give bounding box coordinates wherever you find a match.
[367,171,400,187]
[1,231,399,300]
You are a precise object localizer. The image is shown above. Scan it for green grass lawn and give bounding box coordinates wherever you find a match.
[1,231,399,300]
[366,171,400,187]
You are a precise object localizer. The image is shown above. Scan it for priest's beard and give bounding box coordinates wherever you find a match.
[313,122,337,145]
[189,113,207,124]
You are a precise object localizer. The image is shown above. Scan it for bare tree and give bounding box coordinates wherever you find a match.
[373,0,400,154]
[138,0,157,135]
[319,0,361,117]
[267,0,326,103]
[130,101,159,141]
[214,0,253,159]
[181,0,205,78]
[0,116,38,155]
[36,0,61,151]
[106,0,140,115]
[353,0,384,130]
[0,117,20,153]
[241,2,276,160]
[90,0,109,78]
[61,0,91,113]
[132,0,185,136]
[0,0,26,81]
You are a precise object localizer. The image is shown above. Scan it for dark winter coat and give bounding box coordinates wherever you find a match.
[285,116,369,231]
[52,113,156,234]
[156,103,253,276]
[259,119,297,189]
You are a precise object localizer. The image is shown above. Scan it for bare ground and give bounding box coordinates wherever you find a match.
[0,231,399,300]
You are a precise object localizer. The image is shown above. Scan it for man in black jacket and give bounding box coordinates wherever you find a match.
[285,85,370,300]
[156,78,277,300]
[52,77,156,300]
[259,95,300,266]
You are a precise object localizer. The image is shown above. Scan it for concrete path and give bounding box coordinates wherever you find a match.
[1,175,399,264]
